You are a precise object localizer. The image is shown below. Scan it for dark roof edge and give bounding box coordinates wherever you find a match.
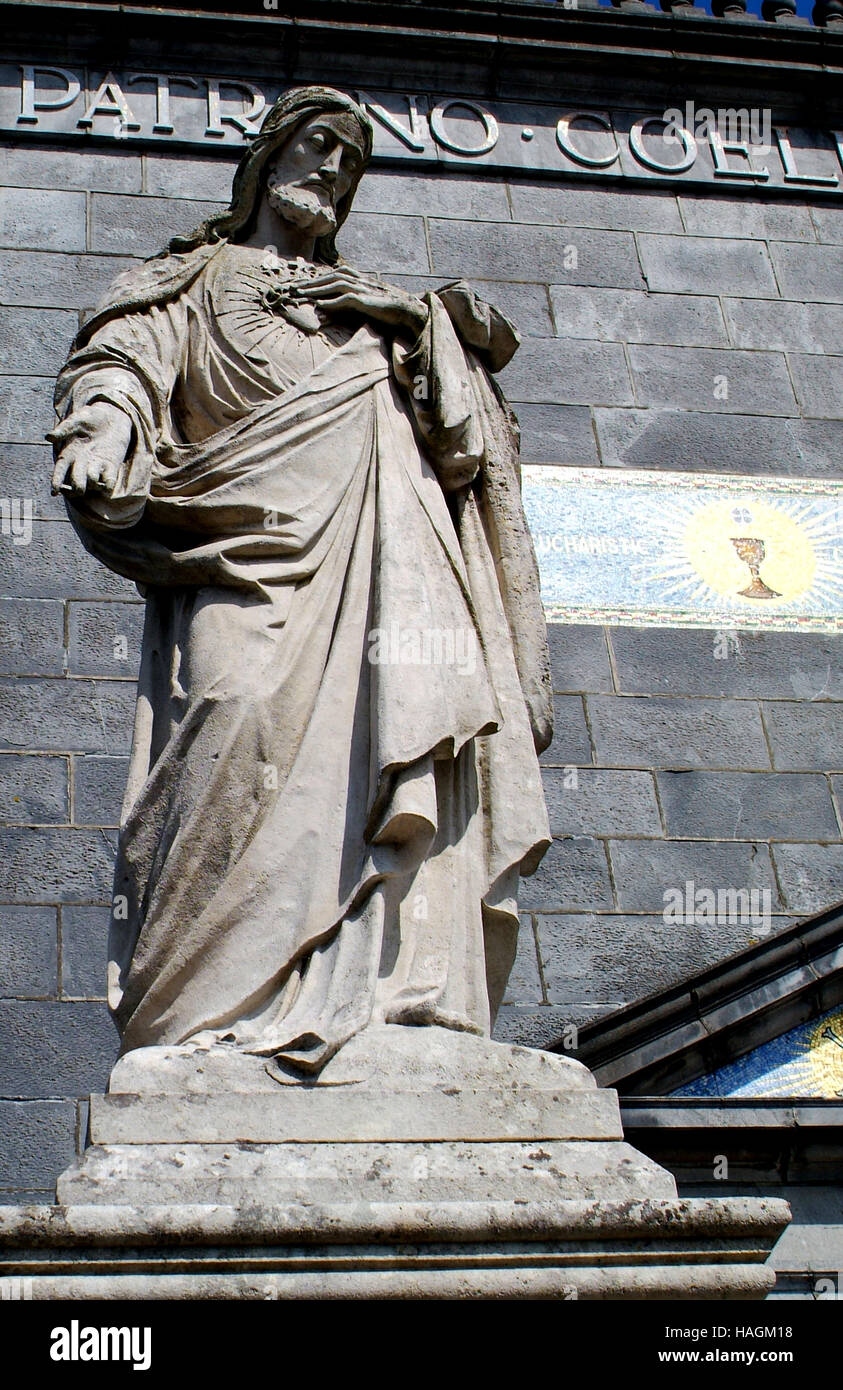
[620,1098,843,1183]
[2,0,843,62]
[621,1097,843,1127]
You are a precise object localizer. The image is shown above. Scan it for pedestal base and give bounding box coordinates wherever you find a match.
[0,1197,788,1299]
[0,1028,790,1299]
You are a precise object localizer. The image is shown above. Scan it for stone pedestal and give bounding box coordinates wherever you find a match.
[0,1028,789,1299]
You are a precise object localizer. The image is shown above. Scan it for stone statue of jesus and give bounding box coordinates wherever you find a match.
[50,86,552,1076]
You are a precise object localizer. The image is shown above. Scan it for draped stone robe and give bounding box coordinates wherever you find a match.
[55,240,552,1072]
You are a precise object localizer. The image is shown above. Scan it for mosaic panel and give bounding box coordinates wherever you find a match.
[674,1006,843,1099]
[522,467,843,633]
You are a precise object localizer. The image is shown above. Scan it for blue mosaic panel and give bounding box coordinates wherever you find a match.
[674,1006,843,1098]
[522,467,843,633]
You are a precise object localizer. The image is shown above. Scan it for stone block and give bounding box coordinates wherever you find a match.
[59,1137,668,1208]
[0,250,138,311]
[338,211,430,273]
[520,836,613,911]
[508,181,682,233]
[540,694,592,766]
[770,243,843,304]
[679,196,815,243]
[609,838,779,913]
[788,354,843,419]
[72,756,129,827]
[627,345,796,415]
[588,695,770,770]
[723,298,843,354]
[90,193,225,258]
[394,274,555,336]
[772,843,843,913]
[0,187,86,253]
[0,143,141,194]
[0,828,116,903]
[0,1001,117,1097]
[536,912,784,1006]
[480,281,554,338]
[0,307,77,376]
[0,905,57,996]
[810,205,843,244]
[0,519,138,600]
[656,771,839,842]
[88,1087,622,1144]
[637,233,778,298]
[0,374,56,443]
[67,601,144,678]
[549,286,727,347]
[0,1100,76,1187]
[1,1193,57,1208]
[493,1003,619,1048]
[593,408,843,477]
[516,404,598,464]
[542,767,661,837]
[428,219,644,289]
[498,337,632,406]
[0,445,63,518]
[0,753,68,824]
[143,153,238,201]
[763,702,843,771]
[768,1186,843,1272]
[547,623,613,694]
[355,169,511,221]
[472,281,552,341]
[61,904,109,999]
[502,917,543,1006]
[0,678,136,754]
[0,599,64,676]
[608,627,843,700]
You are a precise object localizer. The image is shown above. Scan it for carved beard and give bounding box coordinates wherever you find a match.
[266,182,338,237]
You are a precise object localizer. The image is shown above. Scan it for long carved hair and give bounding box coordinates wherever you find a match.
[168,85,374,264]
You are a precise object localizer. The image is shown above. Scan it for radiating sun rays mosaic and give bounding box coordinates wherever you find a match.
[522,466,843,632]
[674,1006,843,1099]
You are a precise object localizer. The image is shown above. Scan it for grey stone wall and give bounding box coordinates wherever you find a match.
[1,141,842,1197]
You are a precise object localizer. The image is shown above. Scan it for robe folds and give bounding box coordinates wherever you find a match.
[55,240,553,1071]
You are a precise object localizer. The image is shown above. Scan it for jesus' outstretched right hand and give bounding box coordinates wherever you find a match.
[49,401,134,499]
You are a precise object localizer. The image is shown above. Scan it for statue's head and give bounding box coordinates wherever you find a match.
[171,86,374,262]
